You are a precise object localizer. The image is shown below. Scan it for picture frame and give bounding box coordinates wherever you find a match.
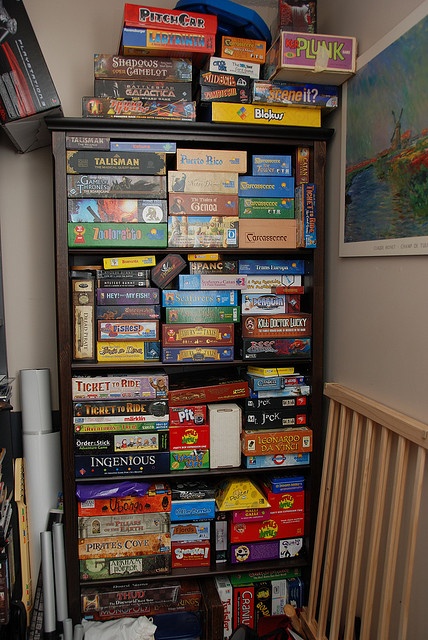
[339,1,428,257]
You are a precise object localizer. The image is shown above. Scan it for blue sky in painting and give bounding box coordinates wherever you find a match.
[345,14,428,166]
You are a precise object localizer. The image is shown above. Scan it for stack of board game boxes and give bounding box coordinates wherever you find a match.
[78,3,357,126]
[82,4,219,121]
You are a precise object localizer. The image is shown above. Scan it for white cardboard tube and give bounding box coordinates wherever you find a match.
[52,522,68,623]
[41,530,56,634]
[20,368,53,434]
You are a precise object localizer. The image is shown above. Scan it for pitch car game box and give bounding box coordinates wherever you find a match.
[0,0,62,152]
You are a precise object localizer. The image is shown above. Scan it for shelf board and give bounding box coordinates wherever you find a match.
[80,554,310,588]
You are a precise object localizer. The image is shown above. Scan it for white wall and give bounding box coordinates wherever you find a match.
[0,0,426,635]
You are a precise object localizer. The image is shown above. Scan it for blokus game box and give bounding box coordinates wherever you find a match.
[0,0,62,152]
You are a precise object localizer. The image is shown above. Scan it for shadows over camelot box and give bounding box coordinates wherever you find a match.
[0,0,62,152]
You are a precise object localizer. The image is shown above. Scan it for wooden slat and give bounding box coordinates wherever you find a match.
[306,398,341,620]
[328,411,363,638]
[397,446,426,638]
[343,420,375,639]
[317,404,350,636]
[377,437,408,638]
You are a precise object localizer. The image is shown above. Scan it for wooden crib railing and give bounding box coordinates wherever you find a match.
[300,383,427,640]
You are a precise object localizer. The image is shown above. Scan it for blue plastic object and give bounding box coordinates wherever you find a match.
[153,611,202,640]
[174,0,272,46]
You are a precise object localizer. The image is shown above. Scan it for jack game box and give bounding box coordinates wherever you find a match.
[244,408,308,430]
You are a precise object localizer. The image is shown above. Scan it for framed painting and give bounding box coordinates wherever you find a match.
[340,1,428,256]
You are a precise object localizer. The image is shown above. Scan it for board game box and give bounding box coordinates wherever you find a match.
[68,175,167,198]
[82,97,196,121]
[66,150,166,175]
[168,193,239,216]
[168,215,238,249]
[162,323,234,346]
[68,199,167,223]
[94,79,192,102]
[94,54,192,81]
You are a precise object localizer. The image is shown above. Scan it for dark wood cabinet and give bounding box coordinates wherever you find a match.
[47,117,333,626]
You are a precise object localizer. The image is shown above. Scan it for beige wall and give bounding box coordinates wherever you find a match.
[0,0,426,635]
